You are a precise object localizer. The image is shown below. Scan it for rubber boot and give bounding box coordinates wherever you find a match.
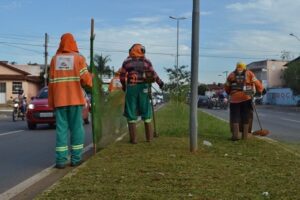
[249,109,254,133]
[144,122,153,142]
[128,123,137,144]
[232,123,240,141]
[230,122,233,135]
[242,124,250,140]
[248,117,253,133]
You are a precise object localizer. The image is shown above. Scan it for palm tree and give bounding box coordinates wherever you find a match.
[94,54,112,78]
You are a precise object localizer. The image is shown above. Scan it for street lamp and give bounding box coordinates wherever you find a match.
[169,16,186,94]
[289,33,300,41]
[169,16,186,71]
[223,71,228,78]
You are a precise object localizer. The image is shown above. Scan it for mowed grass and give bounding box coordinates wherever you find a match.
[36,102,300,200]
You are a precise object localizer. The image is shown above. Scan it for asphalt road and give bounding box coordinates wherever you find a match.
[0,115,92,194]
[200,106,300,143]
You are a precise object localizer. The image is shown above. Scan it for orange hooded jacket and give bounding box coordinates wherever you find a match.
[48,33,92,108]
[225,69,263,103]
[108,69,123,92]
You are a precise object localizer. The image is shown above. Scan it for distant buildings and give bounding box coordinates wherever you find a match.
[0,61,43,105]
[247,59,287,89]
[247,59,300,106]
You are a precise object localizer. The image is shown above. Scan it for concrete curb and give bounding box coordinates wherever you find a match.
[0,103,165,200]
[258,105,300,112]
[201,109,300,158]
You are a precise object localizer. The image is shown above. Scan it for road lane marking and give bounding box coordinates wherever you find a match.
[202,109,300,158]
[0,130,24,137]
[280,117,300,123]
[0,143,94,200]
[0,105,168,199]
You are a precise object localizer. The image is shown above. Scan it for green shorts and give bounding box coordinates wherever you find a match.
[124,83,152,123]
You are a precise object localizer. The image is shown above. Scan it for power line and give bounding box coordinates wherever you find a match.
[0,39,289,60]
[0,41,42,47]
[0,43,42,54]
[0,37,298,55]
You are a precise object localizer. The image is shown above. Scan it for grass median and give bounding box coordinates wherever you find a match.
[36,102,300,200]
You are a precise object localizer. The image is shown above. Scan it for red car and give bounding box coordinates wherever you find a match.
[26,87,91,130]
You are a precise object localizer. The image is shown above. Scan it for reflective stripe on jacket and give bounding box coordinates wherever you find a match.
[120,57,163,86]
[48,53,92,108]
[225,70,263,103]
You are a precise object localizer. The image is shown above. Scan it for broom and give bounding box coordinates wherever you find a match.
[251,100,270,136]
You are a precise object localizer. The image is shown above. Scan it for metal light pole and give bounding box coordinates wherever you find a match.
[169,16,186,96]
[169,16,186,72]
[223,71,228,82]
[189,0,199,152]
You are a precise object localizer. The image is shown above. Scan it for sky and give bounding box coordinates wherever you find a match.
[1,0,300,84]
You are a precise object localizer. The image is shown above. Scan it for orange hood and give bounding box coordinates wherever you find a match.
[129,44,145,58]
[56,33,79,54]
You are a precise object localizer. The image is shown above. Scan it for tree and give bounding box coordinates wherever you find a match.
[198,84,208,95]
[93,54,112,78]
[164,65,191,102]
[283,62,300,95]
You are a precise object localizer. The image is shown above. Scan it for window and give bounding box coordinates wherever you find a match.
[0,83,6,92]
[12,82,22,94]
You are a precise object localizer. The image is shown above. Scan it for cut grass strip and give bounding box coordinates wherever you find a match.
[36,102,300,200]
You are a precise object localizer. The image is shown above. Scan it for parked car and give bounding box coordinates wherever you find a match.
[197,95,209,108]
[26,87,91,130]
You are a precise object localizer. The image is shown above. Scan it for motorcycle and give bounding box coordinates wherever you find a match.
[220,97,229,109]
[12,97,26,121]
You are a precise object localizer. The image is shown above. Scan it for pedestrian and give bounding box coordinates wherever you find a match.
[17,89,27,114]
[48,33,92,169]
[120,43,164,144]
[225,61,263,140]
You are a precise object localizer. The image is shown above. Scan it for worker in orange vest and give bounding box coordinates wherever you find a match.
[108,68,123,92]
[225,61,263,140]
[48,33,92,169]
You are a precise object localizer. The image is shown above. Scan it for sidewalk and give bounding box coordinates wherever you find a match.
[257,104,300,112]
[0,106,13,118]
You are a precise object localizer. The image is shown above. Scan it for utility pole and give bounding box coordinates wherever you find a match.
[44,33,49,86]
[189,0,199,152]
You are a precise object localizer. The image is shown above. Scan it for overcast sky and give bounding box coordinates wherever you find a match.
[0,0,300,83]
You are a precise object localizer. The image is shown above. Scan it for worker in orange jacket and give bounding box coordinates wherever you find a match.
[225,61,263,140]
[108,68,123,92]
[48,33,92,169]
[120,44,164,144]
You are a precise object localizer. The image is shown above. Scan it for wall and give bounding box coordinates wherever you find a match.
[0,65,20,75]
[4,81,40,104]
[265,88,300,105]
[266,60,286,88]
